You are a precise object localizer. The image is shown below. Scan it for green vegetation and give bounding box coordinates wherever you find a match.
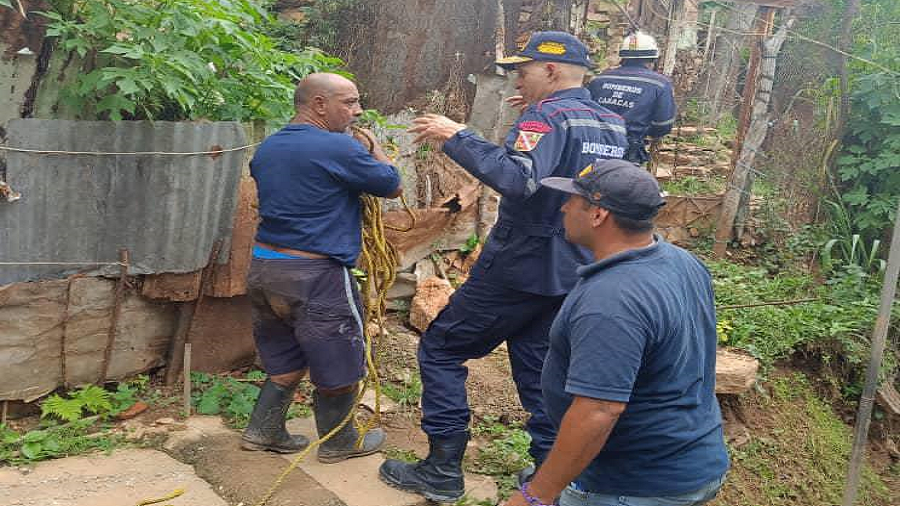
[382,374,422,409]
[39,0,346,122]
[459,234,481,255]
[830,0,900,246]
[710,259,897,390]
[468,416,532,499]
[190,370,310,428]
[661,175,726,196]
[0,376,151,464]
[1,419,125,465]
[382,446,419,463]
[720,374,890,506]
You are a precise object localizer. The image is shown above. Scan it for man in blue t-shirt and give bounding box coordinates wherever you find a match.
[243,73,402,463]
[503,159,728,506]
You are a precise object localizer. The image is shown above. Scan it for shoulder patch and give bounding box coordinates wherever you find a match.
[514,131,545,152]
[518,121,553,133]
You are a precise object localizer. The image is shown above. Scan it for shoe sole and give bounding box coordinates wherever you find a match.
[241,440,309,454]
[317,446,381,464]
[378,467,463,503]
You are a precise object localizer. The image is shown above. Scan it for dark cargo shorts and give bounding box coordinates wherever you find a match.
[247,257,366,390]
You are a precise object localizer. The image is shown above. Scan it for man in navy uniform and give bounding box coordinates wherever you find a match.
[587,31,676,165]
[379,32,628,502]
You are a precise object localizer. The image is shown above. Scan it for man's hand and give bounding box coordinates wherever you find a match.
[505,95,529,113]
[351,126,392,163]
[408,114,466,145]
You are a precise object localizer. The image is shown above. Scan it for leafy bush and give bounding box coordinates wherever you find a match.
[0,419,124,464]
[40,0,346,122]
[709,261,897,382]
[191,370,308,428]
[830,0,900,245]
[0,377,149,464]
[833,72,900,243]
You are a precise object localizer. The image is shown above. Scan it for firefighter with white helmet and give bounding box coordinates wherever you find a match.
[587,31,676,165]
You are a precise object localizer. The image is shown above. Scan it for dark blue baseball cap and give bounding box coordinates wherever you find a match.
[496,31,593,69]
[541,159,666,221]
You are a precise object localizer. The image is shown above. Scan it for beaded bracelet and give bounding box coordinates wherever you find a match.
[519,482,555,506]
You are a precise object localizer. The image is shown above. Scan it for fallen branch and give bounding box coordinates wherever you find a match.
[718,297,820,310]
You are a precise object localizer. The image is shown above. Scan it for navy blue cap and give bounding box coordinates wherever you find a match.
[496,31,593,69]
[541,159,666,220]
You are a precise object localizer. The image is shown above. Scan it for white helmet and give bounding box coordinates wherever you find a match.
[619,31,659,59]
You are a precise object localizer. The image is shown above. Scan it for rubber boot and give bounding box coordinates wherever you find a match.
[379,432,468,503]
[241,379,310,453]
[314,389,386,463]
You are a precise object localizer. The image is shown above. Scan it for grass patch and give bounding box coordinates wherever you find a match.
[0,376,154,464]
[382,446,419,463]
[709,260,894,382]
[716,373,890,506]
[190,370,311,428]
[382,375,422,408]
[468,416,532,499]
[661,175,726,196]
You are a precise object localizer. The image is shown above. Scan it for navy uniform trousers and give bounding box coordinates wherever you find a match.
[418,274,564,463]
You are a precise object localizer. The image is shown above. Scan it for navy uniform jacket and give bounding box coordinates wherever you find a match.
[442,87,628,296]
[587,66,676,153]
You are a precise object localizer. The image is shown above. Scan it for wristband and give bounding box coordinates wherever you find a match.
[519,482,554,506]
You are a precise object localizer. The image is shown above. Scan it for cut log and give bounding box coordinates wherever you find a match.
[715,348,759,394]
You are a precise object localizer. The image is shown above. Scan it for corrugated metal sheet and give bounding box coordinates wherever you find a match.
[0,119,246,285]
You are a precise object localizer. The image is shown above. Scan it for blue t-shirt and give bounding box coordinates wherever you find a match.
[541,237,729,496]
[250,124,400,266]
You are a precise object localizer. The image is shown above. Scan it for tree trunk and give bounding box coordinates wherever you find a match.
[337,0,499,114]
[714,17,795,255]
[702,2,758,125]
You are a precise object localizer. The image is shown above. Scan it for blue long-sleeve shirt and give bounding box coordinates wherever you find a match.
[251,124,400,266]
[443,87,628,296]
[587,66,676,141]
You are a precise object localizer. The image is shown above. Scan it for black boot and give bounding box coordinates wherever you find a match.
[241,379,310,453]
[379,432,468,503]
[314,388,386,463]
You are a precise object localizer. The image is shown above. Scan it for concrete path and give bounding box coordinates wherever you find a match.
[0,448,228,506]
[285,417,497,506]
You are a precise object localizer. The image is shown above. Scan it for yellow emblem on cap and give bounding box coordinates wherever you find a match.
[537,41,567,55]
[578,164,594,177]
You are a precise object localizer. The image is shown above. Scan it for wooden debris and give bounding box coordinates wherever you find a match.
[876,382,900,417]
[715,348,759,395]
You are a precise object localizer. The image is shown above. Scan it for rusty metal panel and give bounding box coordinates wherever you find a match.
[0,119,246,285]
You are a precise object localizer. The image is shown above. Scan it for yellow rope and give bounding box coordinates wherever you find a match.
[251,127,415,506]
[135,488,184,506]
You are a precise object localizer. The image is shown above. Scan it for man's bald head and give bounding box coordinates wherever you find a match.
[291,72,363,133]
[294,73,357,109]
